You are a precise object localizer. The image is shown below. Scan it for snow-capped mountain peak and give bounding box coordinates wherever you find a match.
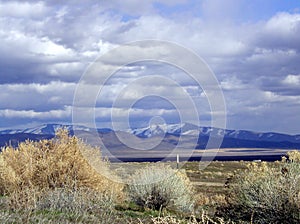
[128,123,198,138]
[0,124,93,136]
[1,123,300,146]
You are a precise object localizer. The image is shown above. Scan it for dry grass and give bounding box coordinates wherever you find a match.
[150,211,235,224]
[0,129,123,210]
[0,187,119,224]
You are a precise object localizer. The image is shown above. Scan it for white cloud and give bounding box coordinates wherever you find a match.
[262,91,300,103]
[0,81,76,111]
[0,1,48,19]
[265,12,300,36]
[255,12,300,50]
[5,81,75,94]
[0,30,76,60]
[282,74,300,86]
[220,76,248,90]
[0,106,72,119]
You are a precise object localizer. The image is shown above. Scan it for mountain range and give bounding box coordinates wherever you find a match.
[1,123,300,151]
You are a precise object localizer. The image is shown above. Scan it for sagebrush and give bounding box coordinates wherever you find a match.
[219,153,300,223]
[0,129,123,209]
[128,163,194,212]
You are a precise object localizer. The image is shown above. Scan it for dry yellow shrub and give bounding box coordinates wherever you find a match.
[0,129,123,200]
[287,150,300,162]
[194,193,210,207]
[0,155,20,194]
[210,194,227,206]
[151,212,233,224]
[195,193,227,208]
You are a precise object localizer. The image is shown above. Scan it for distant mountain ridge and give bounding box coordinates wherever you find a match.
[128,123,300,144]
[0,124,95,135]
[1,123,300,149]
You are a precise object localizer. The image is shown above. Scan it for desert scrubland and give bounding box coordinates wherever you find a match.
[0,130,299,223]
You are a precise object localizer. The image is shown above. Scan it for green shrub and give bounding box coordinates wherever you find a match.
[219,159,300,223]
[128,163,194,212]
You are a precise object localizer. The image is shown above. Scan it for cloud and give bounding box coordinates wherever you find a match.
[220,76,248,90]
[200,0,243,23]
[282,74,300,86]
[0,106,71,119]
[260,12,300,50]
[0,1,49,19]
[0,1,118,84]
[0,0,299,134]
[0,81,76,111]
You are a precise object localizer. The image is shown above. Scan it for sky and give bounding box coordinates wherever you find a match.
[0,0,300,134]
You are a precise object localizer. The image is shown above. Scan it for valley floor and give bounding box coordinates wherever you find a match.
[106,148,288,162]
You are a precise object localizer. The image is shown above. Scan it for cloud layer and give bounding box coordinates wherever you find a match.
[0,0,300,134]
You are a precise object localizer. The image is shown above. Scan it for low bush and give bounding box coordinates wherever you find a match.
[128,163,194,212]
[0,129,123,209]
[36,187,114,213]
[218,155,300,223]
[287,150,300,162]
[0,187,120,224]
[151,213,234,224]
